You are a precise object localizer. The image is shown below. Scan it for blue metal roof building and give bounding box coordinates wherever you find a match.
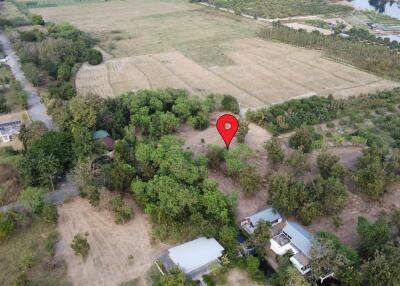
[248,208,282,226]
[282,222,313,257]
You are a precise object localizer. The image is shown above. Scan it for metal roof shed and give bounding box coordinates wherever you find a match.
[249,208,282,226]
[283,222,313,257]
[168,237,224,274]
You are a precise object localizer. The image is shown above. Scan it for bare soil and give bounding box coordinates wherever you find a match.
[76,38,399,108]
[222,268,263,286]
[55,198,170,286]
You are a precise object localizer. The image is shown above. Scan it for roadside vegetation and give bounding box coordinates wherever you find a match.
[0,45,28,113]
[363,9,400,25]
[258,22,400,81]
[201,0,352,19]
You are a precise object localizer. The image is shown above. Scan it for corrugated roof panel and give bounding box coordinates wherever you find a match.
[168,237,224,274]
[249,208,282,226]
[283,222,313,256]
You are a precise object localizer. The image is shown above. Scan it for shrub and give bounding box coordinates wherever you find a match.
[221,95,240,114]
[239,166,262,195]
[31,14,44,25]
[110,194,133,224]
[289,126,319,153]
[71,233,90,259]
[87,49,103,65]
[203,275,216,286]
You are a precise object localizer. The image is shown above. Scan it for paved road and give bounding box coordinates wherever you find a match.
[0,33,54,129]
[0,33,77,213]
[0,175,78,212]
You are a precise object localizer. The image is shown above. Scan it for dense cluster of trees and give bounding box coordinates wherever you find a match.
[12,23,102,96]
[347,28,400,51]
[203,0,352,19]
[258,23,400,81]
[206,144,263,196]
[132,135,236,240]
[353,145,400,200]
[248,88,400,139]
[268,152,348,225]
[246,95,343,134]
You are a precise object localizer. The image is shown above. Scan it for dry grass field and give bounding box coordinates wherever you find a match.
[56,198,170,286]
[76,37,399,108]
[29,0,257,66]
[0,1,28,22]
[29,0,399,107]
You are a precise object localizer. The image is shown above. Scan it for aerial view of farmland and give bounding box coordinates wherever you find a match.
[1,0,400,285]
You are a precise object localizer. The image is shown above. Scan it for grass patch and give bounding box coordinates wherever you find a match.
[363,10,400,25]
[0,217,70,286]
[305,19,331,29]
[0,64,27,112]
[16,0,109,9]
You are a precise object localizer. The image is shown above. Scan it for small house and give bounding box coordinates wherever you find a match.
[0,119,22,143]
[241,207,283,235]
[157,237,224,281]
[270,221,313,275]
[94,130,115,152]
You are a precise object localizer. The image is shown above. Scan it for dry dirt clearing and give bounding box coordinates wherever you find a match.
[222,268,262,286]
[178,113,272,220]
[76,38,399,108]
[55,198,170,286]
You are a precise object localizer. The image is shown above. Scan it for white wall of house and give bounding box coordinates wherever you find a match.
[290,256,311,275]
[270,239,299,256]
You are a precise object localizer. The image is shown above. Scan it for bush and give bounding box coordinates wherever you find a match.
[70,233,90,259]
[203,275,216,286]
[31,14,44,25]
[206,144,225,170]
[289,126,319,153]
[0,211,17,240]
[88,49,103,65]
[239,166,262,195]
[221,95,240,114]
[110,194,133,224]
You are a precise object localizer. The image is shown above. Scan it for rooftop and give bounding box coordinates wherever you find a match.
[282,222,313,257]
[248,207,282,226]
[94,130,110,140]
[168,237,224,274]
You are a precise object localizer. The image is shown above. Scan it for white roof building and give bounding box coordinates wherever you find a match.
[270,221,314,275]
[0,119,22,143]
[158,237,224,280]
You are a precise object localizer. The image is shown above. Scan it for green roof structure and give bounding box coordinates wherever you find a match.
[94,130,110,140]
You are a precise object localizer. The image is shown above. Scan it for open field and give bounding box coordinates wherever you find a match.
[29,0,258,66]
[76,38,399,108]
[0,1,29,22]
[0,218,70,286]
[56,198,170,286]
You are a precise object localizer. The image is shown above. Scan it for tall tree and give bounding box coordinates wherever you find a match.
[265,137,285,167]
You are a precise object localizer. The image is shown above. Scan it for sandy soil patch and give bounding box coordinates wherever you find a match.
[222,268,263,286]
[76,38,399,108]
[55,198,170,286]
[178,112,272,153]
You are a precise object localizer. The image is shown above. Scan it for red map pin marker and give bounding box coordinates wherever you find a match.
[216,114,239,150]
